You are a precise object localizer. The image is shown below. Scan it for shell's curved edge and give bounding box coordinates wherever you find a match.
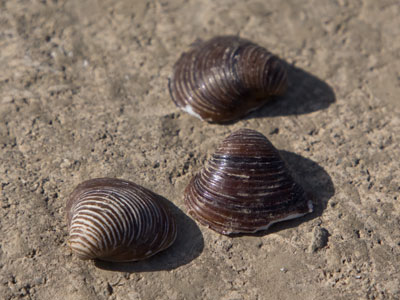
[96,219,178,263]
[97,226,178,262]
[66,178,177,262]
[182,105,204,121]
[168,77,205,121]
[185,180,313,236]
[220,200,314,235]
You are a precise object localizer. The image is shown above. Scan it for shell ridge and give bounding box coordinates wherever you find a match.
[74,209,118,249]
[184,129,312,235]
[198,43,232,111]
[67,178,177,262]
[98,192,129,246]
[71,205,114,248]
[69,227,102,253]
[76,196,125,246]
[170,36,288,122]
[110,189,138,244]
[70,211,108,250]
[70,207,111,249]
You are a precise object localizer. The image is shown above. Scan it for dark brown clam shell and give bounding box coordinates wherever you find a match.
[169,36,288,123]
[184,129,312,235]
[66,178,177,262]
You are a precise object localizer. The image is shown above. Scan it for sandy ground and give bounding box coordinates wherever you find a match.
[1,0,400,299]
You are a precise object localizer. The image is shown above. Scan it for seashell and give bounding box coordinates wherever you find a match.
[184,129,313,235]
[66,178,177,262]
[169,36,288,123]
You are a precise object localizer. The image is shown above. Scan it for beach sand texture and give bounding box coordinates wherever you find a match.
[0,0,399,299]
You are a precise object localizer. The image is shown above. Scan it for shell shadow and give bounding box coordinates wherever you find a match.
[95,198,204,272]
[230,150,335,238]
[249,62,336,118]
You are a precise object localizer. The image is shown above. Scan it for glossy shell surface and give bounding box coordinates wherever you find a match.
[169,36,288,123]
[66,178,177,262]
[184,129,312,235]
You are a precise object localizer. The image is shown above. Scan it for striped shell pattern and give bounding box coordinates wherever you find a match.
[184,129,313,235]
[169,36,288,123]
[66,178,177,262]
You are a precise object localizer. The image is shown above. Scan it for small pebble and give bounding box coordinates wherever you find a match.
[269,127,279,135]
[309,226,329,252]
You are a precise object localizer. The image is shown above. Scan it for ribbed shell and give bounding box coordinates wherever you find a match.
[184,129,312,235]
[169,36,288,123]
[66,178,177,262]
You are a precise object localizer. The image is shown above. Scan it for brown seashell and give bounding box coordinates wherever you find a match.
[169,36,288,123]
[66,178,177,262]
[184,129,312,235]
